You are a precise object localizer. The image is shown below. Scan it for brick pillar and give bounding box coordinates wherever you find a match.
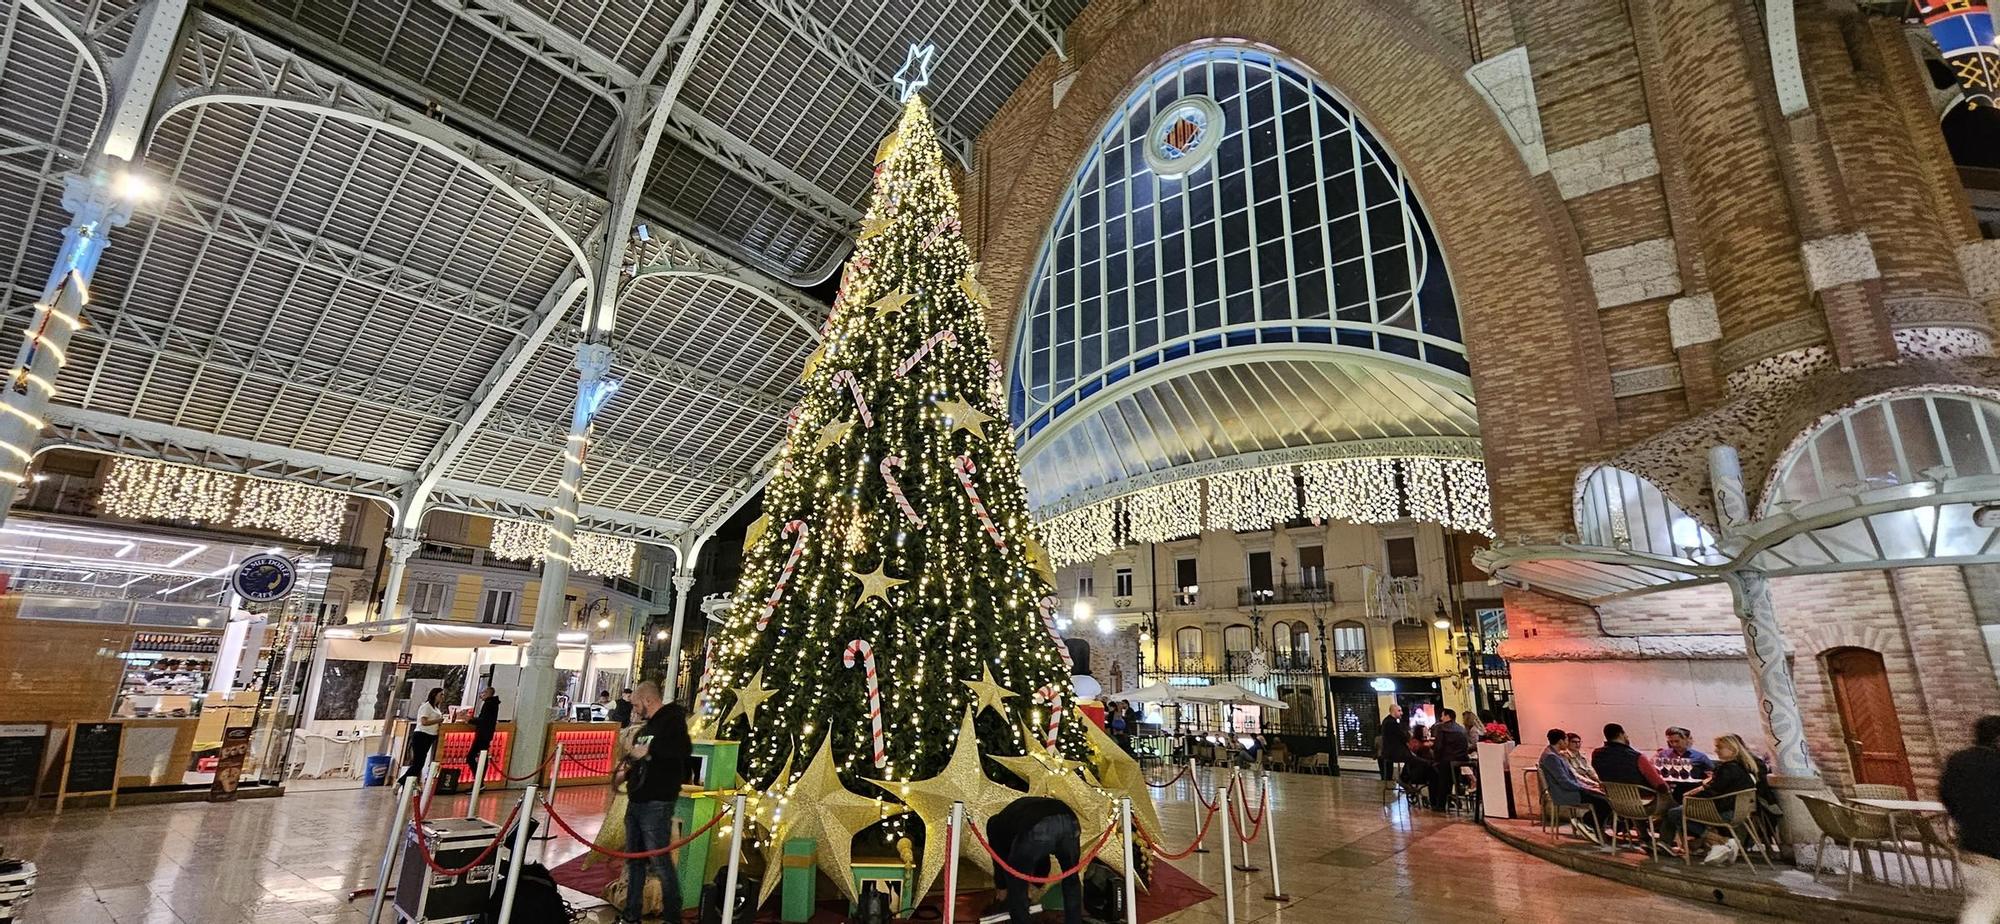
[1890,567,2000,761]
[1649,0,1826,376]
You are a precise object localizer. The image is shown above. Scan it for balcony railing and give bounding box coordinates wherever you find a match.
[1235,583,1334,607]
[1393,648,1434,672]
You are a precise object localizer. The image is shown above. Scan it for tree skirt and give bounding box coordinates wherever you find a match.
[549,852,1215,922]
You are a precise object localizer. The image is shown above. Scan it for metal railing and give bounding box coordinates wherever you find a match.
[1393,648,1433,672]
[1234,583,1334,607]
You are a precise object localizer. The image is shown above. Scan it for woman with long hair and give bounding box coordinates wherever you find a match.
[1665,733,1767,864]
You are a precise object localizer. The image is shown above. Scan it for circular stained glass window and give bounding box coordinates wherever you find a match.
[1143,95,1224,178]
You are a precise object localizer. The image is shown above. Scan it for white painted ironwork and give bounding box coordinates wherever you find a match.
[1574,464,1722,560]
[1763,391,2000,516]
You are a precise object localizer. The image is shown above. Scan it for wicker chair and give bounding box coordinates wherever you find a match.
[1682,789,1771,870]
[1538,774,1599,845]
[1603,782,1664,861]
[1801,795,1911,890]
[1850,783,1912,801]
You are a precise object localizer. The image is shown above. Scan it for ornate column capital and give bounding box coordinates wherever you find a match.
[60,171,140,230]
[386,530,423,565]
[672,570,695,594]
[573,340,615,381]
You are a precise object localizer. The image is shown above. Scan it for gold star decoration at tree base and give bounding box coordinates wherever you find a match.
[869,711,1027,901]
[1079,707,1164,844]
[746,750,796,905]
[759,738,899,903]
[993,735,1126,877]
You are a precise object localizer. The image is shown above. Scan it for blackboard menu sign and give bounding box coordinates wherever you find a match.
[60,721,123,811]
[0,723,47,803]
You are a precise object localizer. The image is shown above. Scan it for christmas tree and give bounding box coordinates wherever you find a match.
[698,86,1148,903]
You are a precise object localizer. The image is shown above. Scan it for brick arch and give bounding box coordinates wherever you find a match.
[978,0,1607,533]
[1798,623,1903,658]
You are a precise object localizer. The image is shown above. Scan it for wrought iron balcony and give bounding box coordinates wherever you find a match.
[1393,648,1434,673]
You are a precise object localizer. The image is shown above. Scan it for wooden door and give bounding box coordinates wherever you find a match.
[1826,648,1915,796]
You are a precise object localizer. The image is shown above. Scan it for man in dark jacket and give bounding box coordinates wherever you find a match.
[620,683,691,924]
[1591,723,1669,793]
[1429,708,1470,810]
[609,687,634,727]
[465,687,501,775]
[984,796,1083,924]
[1943,714,2000,923]
[1378,703,1410,782]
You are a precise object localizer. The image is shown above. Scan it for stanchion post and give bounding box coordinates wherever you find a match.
[496,785,538,923]
[943,801,965,924]
[721,793,747,917]
[534,742,565,858]
[1217,781,1238,924]
[467,751,490,819]
[366,778,415,924]
[1120,798,1139,924]
[1259,777,1289,902]
[1190,758,1209,854]
[1229,770,1258,873]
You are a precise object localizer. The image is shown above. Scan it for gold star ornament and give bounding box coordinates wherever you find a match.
[858,217,893,241]
[993,738,1124,877]
[869,289,915,317]
[742,513,771,553]
[813,419,855,452]
[778,738,898,903]
[747,750,797,904]
[721,669,776,730]
[851,562,908,606]
[963,665,1017,720]
[869,711,1025,900]
[1081,708,1163,843]
[933,396,994,438]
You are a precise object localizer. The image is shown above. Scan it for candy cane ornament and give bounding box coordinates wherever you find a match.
[1040,596,1075,673]
[954,455,1006,550]
[894,329,956,378]
[756,520,809,630]
[843,639,886,769]
[879,455,925,528]
[1036,684,1064,749]
[830,370,873,428]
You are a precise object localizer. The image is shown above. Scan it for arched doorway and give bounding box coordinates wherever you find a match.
[1825,647,1915,796]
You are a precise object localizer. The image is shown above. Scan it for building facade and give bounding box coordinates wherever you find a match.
[967,0,2000,799]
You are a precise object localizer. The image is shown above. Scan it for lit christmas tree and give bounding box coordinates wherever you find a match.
[700,72,1147,904]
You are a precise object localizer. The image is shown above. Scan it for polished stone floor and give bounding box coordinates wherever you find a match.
[0,768,1774,922]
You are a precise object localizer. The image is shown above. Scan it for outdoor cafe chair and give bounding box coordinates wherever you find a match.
[1603,782,1665,861]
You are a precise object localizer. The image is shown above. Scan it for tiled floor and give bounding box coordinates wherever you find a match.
[0,769,1774,922]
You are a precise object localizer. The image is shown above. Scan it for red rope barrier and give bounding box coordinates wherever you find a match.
[1140,804,1218,861]
[499,749,558,781]
[964,816,1120,886]
[1143,765,1188,789]
[1229,776,1267,841]
[1192,780,1218,812]
[408,794,524,877]
[539,795,730,859]
[1231,775,1267,825]
[561,751,615,775]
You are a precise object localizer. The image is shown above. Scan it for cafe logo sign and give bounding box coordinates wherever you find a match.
[232,553,298,603]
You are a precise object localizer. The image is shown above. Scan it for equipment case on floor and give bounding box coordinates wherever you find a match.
[0,859,36,922]
[393,817,500,923]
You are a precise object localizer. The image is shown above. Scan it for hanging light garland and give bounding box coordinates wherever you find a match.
[232,479,347,544]
[99,457,349,541]
[1038,455,1495,565]
[488,517,637,578]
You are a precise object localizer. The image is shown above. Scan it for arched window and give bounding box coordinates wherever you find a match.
[1175,626,1205,670]
[1767,392,2000,513]
[1270,619,1294,657]
[1009,45,1465,441]
[1575,464,1718,559]
[1391,620,1432,673]
[1332,621,1369,672]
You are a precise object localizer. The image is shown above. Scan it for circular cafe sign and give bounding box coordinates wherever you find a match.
[1144,95,1225,179]
[231,553,298,603]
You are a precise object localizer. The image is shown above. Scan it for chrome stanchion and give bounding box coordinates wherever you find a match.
[720,793,747,917]
[1259,776,1289,902]
[1218,781,1238,924]
[1229,770,1258,873]
[365,778,415,924]
[496,785,538,923]
[943,801,965,924]
[533,742,564,859]
[467,751,490,820]
[1190,758,1210,853]
[1120,797,1139,924]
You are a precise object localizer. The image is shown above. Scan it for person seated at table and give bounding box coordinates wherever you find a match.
[1430,708,1471,810]
[1563,732,1601,787]
[1591,723,1669,793]
[1662,733,1767,864]
[1539,729,1611,843]
[1407,721,1434,760]
[1655,726,1715,798]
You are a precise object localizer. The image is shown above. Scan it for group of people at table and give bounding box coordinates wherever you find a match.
[1538,722,1778,864]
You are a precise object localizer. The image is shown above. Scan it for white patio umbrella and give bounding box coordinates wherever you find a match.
[1180,681,1288,709]
[1120,682,1195,704]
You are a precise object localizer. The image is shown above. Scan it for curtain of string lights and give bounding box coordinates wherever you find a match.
[1038,455,1493,565]
[98,458,347,543]
[487,517,637,578]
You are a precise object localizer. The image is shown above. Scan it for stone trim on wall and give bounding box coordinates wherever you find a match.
[1498,634,1747,662]
[1716,317,1833,374]
[1464,46,1547,176]
[1610,363,1684,398]
[1959,239,2000,303]
[1893,326,1996,361]
[1800,232,1882,291]
[1795,622,1902,660]
[1549,124,1660,201]
[1587,237,1681,310]
[1668,294,1722,349]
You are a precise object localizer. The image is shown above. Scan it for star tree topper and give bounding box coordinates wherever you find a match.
[895,42,937,102]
